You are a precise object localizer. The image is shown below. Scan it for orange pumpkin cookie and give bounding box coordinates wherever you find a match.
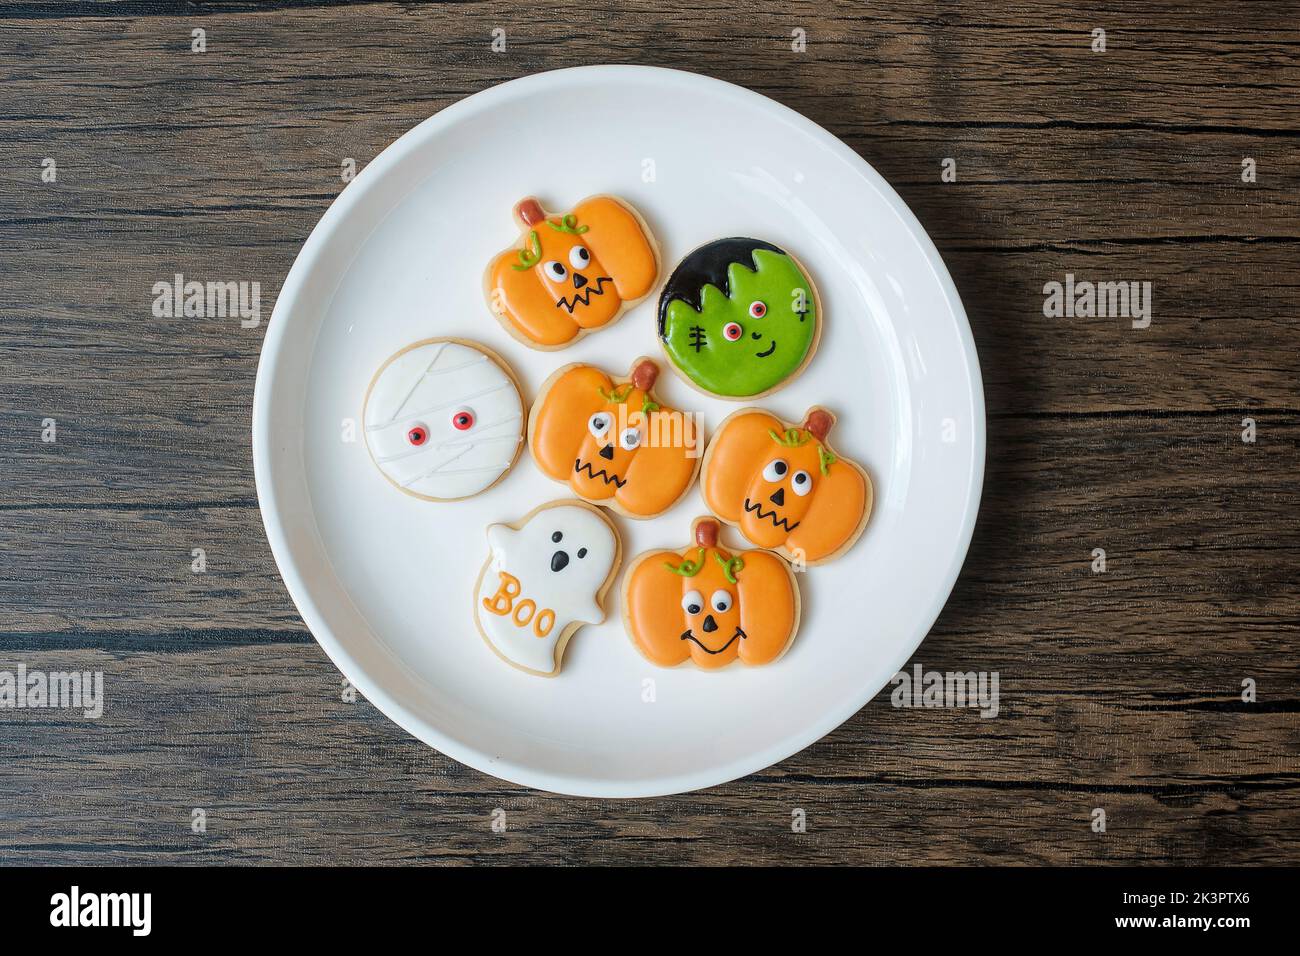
[623,517,800,669]
[528,357,701,519]
[485,195,659,350]
[701,406,872,566]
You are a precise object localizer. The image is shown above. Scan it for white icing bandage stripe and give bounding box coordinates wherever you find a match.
[383,342,448,425]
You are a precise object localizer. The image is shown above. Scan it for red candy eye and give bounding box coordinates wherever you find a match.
[749,301,767,318]
[451,409,475,431]
[407,425,429,446]
[723,322,743,341]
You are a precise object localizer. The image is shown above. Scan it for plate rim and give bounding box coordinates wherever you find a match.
[252,64,986,798]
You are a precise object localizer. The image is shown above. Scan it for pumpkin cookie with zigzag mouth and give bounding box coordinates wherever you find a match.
[701,406,872,566]
[485,195,660,350]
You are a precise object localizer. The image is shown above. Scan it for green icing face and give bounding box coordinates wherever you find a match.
[661,248,817,397]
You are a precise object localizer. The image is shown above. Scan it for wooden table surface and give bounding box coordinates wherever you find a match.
[1,1,1297,865]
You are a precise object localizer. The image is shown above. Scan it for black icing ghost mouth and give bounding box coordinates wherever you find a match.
[680,626,746,655]
[744,497,799,532]
[556,275,612,314]
[574,457,626,488]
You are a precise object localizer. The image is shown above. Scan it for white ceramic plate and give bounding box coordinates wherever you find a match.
[252,65,984,797]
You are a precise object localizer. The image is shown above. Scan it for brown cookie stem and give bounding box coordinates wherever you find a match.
[694,518,720,549]
[516,197,546,226]
[804,408,835,443]
[631,359,659,393]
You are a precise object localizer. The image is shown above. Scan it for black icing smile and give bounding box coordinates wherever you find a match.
[574,457,626,488]
[755,339,776,358]
[744,497,799,532]
[556,275,612,313]
[681,626,745,655]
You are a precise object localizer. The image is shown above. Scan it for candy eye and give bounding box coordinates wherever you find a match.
[710,589,733,613]
[619,427,641,450]
[451,409,475,431]
[544,260,567,282]
[749,301,767,319]
[762,459,788,481]
[588,413,612,438]
[568,245,591,269]
[791,470,813,496]
[406,424,429,446]
[681,590,704,615]
[723,322,743,341]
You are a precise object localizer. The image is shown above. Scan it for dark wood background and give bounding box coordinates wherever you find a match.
[0,0,1296,865]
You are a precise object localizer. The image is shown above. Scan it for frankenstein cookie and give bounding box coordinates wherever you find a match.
[658,238,820,399]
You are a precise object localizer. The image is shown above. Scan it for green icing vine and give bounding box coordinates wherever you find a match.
[768,427,810,448]
[713,551,745,584]
[546,214,588,235]
[511,230,542,271]
[664,548,706,577]
[598,382,635,404]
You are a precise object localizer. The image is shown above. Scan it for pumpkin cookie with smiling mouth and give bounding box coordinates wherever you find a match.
[658,238,821,399]
[622,516,800,669]
[485,195,660,351]
[701,406,872,566]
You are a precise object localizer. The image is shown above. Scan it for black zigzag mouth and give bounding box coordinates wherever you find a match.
[680,627,746,655]
[556,275,612,313]
[744,497,799,532]
[574,457,626,488]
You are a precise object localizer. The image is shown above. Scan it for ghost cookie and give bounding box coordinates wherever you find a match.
[701,406,872,566]
[528,357,701,519]
[474,500,622,677]
[658,238,821,399]
[623,517,800,670]
[363,338,524,501]
[485,196,660,350]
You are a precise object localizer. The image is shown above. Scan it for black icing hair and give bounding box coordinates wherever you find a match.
[657,237,785,337]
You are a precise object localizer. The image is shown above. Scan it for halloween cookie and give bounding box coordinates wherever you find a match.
[658,238,821,399]
[474,500,621,677]
[623,516,800,669]
[701,406,871,566]
[363,338,525,501]
[485,195,660,350]
[528,357,701,520]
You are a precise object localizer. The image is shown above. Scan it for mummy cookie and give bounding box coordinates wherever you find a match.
[485,195,660,350]
[658,238,821,399]
[528,357,701,519]
[623,517,800,669]
[362,338,524,501]
[701,406,872,566]
[474,500,621,677]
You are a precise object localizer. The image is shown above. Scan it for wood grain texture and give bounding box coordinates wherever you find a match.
[0,1,1297,865]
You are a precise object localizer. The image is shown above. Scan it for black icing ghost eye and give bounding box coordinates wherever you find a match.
[406,424,429,446]
[588,413,611,438]
[552,531,562,543]
[723,322,743,342]
[762,459,788,481]
[544,260,567,282]
[749,301,767,319]
[451,409,475,431]
[577,547,587,559]
[792,470,813,496]
[568,245,591,269]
